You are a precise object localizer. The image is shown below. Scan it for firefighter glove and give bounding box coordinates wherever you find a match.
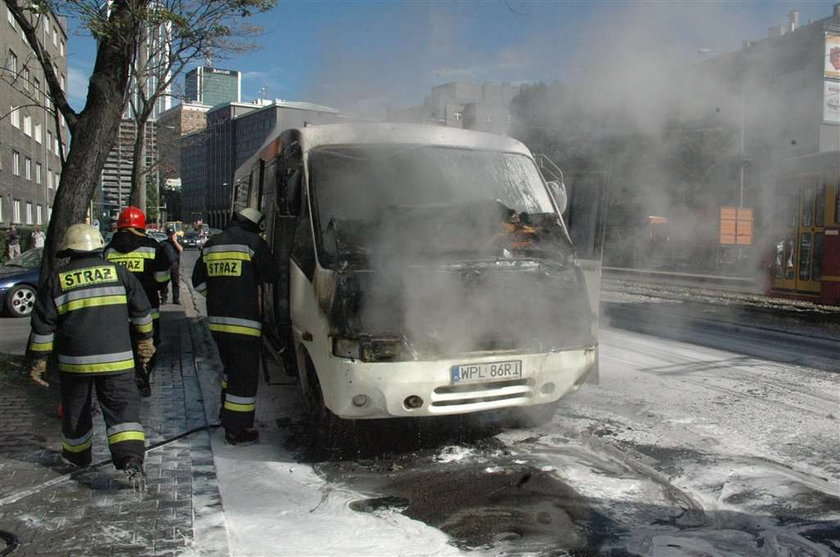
[29,359,49,388]
[135,338,156,367]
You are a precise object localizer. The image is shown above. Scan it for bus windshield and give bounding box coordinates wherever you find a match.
[310,145,562,265]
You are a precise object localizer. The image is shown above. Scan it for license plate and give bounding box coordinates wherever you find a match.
[451,360,522,384]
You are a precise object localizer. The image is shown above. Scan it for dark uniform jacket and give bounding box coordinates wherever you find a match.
[27,255,153,374]
[104,230,170,313]
[192,221,279,338]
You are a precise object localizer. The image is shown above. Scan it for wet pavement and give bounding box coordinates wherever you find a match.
[0,288,228,556]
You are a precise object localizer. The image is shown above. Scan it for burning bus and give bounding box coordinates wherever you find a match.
[232,123,601,430]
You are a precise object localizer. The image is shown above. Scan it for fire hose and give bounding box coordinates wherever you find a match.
[0,531,19,557]
[0,423,221,554]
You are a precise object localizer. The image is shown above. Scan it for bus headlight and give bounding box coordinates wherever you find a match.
[332,337,414,362]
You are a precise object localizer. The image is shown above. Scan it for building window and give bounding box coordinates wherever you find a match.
[59,41,64,57]
[10,105,19,128]
[23,114,31,136]
[60,74,65,91]
[22,66,29,90]
[52,23,57,47]
[33,77,40,104]
[34,123,41,143]
[25,202,32,224]
[55,171,60,187]
[7,6,14,27]
[54,137,59,153]
[47,206,52,222]
[13,199,21,223]
[47,130,52,152]
[35,162,42,184]
[36,204,43,225]
[24,157,31,180]
[12,151,20,175]
[7,49,16,73]
[47,169,52,188]
[0,197,3,222]
[454,111,462,122]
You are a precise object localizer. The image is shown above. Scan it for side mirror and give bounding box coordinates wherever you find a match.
[546,180,568,214]
[287,170,302,217]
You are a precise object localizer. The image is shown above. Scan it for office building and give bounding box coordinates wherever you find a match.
[95,120,158,224]
[184,66,241,107]
[0,5,68,232]
[182,99,340,227]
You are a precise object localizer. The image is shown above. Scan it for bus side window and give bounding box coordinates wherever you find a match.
[291,191,316,279]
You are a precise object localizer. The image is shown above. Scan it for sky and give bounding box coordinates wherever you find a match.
[63,0,840,116]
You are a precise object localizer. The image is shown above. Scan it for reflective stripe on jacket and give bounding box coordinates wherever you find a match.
[104,230,171,309]
[26,255,152,374]
[192,221,279,337]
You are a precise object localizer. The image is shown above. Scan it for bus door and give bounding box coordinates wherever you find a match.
[566,171,608,383]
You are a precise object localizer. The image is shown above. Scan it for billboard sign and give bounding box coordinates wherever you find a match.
[825,80,840,123]
[826,34,840,78]
[719,206,753,246]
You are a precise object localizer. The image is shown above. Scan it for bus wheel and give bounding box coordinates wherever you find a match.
[301,351,352,452]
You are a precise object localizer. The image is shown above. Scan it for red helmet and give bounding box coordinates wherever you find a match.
[117,206,146,229]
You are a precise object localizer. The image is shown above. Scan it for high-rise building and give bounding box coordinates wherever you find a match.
[95,120,158,224]
[95,1,173,226]
[1,5,68,233]
[184,66,241,107]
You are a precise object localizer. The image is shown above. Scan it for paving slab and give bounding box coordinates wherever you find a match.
[0,277,230,556]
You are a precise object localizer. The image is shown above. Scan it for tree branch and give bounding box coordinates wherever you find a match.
[5,0,79,132]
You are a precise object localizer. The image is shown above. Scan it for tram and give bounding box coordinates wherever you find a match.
[767,152,840,305]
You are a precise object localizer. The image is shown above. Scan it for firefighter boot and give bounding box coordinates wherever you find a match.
[122,456,146,491]
[225,428,259,445]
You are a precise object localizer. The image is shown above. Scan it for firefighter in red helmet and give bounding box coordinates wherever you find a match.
[104,206,171,396]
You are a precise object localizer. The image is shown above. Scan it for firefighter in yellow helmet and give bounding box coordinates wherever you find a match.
[192,208,279,445]
[26,224,154,488]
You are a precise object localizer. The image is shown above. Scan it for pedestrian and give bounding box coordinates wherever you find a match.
[6,225,21,260]
[31,225,46,249]
[192,208,279,445]
[104,207,171,397]
[160,227,183,304]
[26,224,155,489]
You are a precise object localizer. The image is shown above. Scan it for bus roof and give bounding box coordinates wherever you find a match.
[236,123,534,182]
[296,122,532,155]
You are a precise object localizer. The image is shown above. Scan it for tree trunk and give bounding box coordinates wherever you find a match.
[40,0,145,281]
[129,119,147,211]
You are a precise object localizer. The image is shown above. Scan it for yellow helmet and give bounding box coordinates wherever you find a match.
[60,224,105,252]
[237,207,264,226]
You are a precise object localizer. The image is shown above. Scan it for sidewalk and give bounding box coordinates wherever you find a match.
[0,279,230,556]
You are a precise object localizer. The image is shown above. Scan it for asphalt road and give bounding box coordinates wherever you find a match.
[0,315,31,355]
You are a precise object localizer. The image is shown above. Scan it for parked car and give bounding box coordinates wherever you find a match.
[148,231,167,243]
[0,247,43,317]
[182,231,200,249]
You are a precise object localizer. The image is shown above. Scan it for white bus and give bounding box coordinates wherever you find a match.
[232,123,601,432]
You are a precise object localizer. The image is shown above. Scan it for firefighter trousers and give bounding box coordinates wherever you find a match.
[214,333,260,434]
[59,371,145,469]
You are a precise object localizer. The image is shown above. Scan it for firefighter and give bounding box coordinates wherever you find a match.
[192,208,279,445]
[26,224,155,488]
[104,206,171,397]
